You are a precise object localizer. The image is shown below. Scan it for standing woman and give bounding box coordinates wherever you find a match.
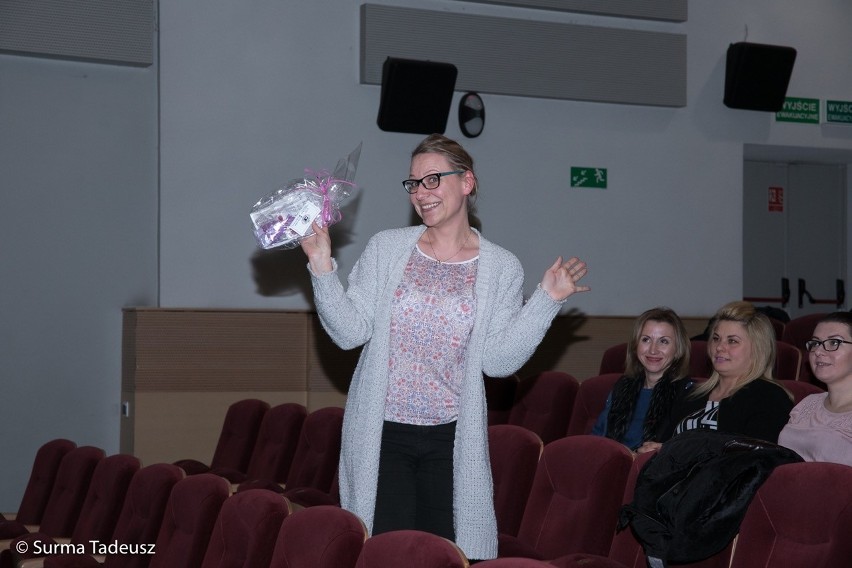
[639,301,794,452]
[592,307,690,450]
[300,134,589,560]
[779,311,852,466]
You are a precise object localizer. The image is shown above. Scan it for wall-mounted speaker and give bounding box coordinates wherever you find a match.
[723,42,797,112]
[377,57,458,134]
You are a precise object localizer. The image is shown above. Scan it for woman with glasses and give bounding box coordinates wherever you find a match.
[300,133,589,561]
[779,312,852,466]
[592,307,691,451]
[638,301,794,452]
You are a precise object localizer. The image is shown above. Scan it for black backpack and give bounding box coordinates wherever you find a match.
[619,429,803,567]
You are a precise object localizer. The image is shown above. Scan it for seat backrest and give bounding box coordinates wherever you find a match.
[778,379,823,404]
[598,343,627,375]
[283,407,344,493]
[270,505,367,568]
[516,435,632,559]
[780,312,828,350]
[201,489,291,568]
[607,450,734,568]
[149,473,230,568]
[484,374,520,426]
[13,439,77,526]
[566,373,621,437]
[730,462,852,568]
[280,474,340,508]
[70,454,141,544]
[768,317,786,340]
[781,312,829,384]
[209,398,271,473]
[102,463,185,568]
[555,452,666,568]
[244,403,307,483]
[39,446,106,537]
[689,340,713,379]
[488,424,543,538]
[474,558,559,567]
[606,451,654,568]
[774,341,803,381]
[354,529,469,568]
[508,371,579,444]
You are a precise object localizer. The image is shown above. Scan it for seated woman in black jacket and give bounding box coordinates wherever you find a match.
[638,301,794,453]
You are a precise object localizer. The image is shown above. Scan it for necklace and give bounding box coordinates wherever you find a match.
[426,228,471,264]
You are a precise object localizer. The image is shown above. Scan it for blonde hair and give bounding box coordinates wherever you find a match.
[625,307,691,379]
[692,301,790,399]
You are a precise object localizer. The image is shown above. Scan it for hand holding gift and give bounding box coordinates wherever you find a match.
[250,143,362,250]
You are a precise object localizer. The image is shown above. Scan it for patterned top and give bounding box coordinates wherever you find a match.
[676,400,720,435]
[779,393,852,466]
[385,246,479,425]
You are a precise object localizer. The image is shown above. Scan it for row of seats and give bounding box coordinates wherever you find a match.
[1,442,140,567]
[0,437,351,568]
[12,434,850,568]
[172,402,343,507]
[486,434,852,568]
[486,371,825,448]
[485,371,823,537]
[0,402,345,568]
[2,454,357,568]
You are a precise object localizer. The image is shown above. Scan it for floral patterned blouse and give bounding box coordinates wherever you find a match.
[384,245,479,425]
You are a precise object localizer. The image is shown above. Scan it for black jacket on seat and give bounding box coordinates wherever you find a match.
[619,429,803,567]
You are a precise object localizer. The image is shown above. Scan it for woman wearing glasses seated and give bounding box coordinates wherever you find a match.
[637,301,794,452]
[300,133,589,561]
[779,312,852,466]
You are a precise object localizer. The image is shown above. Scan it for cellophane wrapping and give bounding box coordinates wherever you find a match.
[250,143,362,250]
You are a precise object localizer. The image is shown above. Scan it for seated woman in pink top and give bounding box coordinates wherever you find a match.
[779,311,852,466]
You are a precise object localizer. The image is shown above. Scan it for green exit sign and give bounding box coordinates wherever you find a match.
[776,97,820,124]
[571,167,607,188]
[826,100,852,125]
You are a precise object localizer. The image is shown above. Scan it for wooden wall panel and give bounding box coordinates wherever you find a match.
[121,308,709,462]
[123,308,308,391]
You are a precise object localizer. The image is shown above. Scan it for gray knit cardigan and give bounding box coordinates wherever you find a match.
[308,225,564,560]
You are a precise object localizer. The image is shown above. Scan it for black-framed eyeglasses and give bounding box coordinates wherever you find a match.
[805,338,852,352]
[402,170,464,194]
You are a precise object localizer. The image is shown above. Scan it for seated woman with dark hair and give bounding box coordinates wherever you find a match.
[638,301,794,453]
[591,307,691,451]
[779,311,852,466]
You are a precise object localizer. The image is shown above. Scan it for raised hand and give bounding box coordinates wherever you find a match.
[540,256,590,302]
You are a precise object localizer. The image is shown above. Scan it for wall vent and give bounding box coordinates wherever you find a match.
[451,0,687,22]
[0,0,154,67]
[361,4,686,107]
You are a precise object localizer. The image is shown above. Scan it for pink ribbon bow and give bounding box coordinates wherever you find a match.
[305,168,355,225]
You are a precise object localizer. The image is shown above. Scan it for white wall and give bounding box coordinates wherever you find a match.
[159,0,852,318]
[0,55,158,508]
[2,0,851,509]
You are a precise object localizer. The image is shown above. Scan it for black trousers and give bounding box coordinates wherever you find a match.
[372,420,456,541]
